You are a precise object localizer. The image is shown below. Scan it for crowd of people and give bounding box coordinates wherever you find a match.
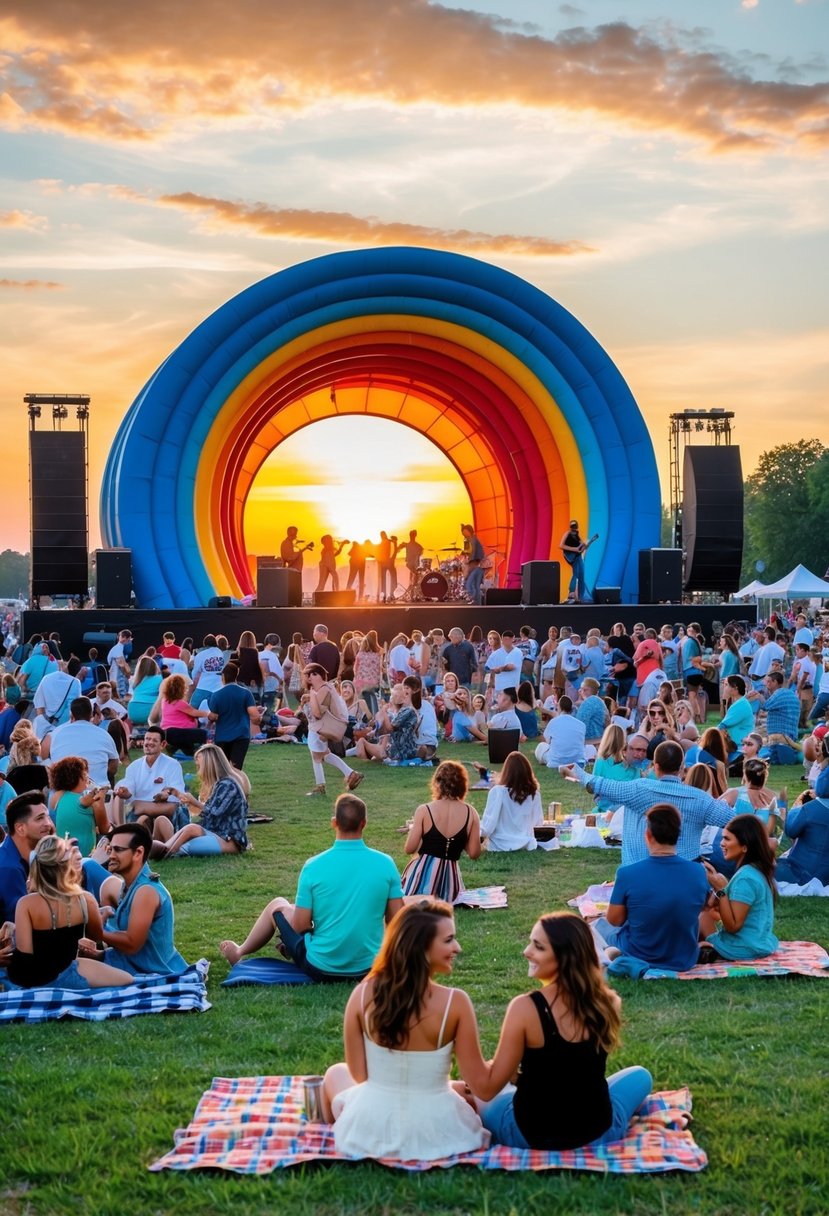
[1,605,828,1159]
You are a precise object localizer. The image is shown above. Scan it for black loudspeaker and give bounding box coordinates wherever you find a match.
[257,566,302,607]
[594,586,621,605]
[30,431,88,596]
[314,590,356,607]
[682,447,744,592]
[208,595,233,608]
[520,561,561,605]
[95,548,132,608]
[638,549,682,603]
[484,588,522,606]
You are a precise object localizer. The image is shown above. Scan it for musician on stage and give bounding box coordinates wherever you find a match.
[280,526,310,572]
[404,529,424,587]
[560,519,589,603]
[346,540,368,600]
[461,523,485,605]
[315,535,348,592]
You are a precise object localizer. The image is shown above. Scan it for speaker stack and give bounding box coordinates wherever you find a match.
[682,447,744,592]
[257,566,302,607]
[95,549,132,608]
[29,430,88,598]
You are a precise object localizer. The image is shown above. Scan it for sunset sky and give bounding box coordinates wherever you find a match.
[1,0,827,564]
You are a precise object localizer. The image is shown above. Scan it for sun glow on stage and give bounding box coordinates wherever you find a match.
[244,415,473,569]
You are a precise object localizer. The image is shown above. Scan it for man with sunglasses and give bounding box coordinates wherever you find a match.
[78,822,187,976]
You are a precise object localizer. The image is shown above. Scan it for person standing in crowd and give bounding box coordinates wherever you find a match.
[442,627,478,689]
[207,662,262,770]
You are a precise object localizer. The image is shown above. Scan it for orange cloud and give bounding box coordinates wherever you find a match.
[0,209,48,231]
[0,2,826,152]
[155,191,592,257]
[0,277,62,289]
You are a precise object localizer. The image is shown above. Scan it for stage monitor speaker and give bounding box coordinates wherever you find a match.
[208,595,233,608]
[484,588,522,606]
[257,566,302,607]
[682,446,744,592]
[639,549,682,603]
[30,430,88,596]
[594,586,621,605]
[521,561,561,605]
[313,590,356,608]
[94,548,132,608]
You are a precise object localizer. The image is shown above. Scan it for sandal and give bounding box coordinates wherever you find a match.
[305,784,327,797]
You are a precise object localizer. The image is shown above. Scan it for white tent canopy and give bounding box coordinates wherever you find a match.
[757,564,829,599]
[734,578,768,599]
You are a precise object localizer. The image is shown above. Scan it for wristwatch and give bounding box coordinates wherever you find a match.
[714,889,727,900]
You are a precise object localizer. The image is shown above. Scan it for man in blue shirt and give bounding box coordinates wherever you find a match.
[595,803,710,972]
[219,794,403,981]
[760,672,801,741]
[560,740,732,864]
[776,796,829,886]
[0,792,55,947]
[207,661,262,769]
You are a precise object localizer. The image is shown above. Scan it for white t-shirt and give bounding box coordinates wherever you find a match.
[90,696,128,720]
[122,753,184,801]
[191,647,226,693]
[416,699,438,747]
[159,657,190,681]
[49,720,120,786]
[107,642,129,682]
[389,644,413,676]
[33,671,81,725]
[260,650,284,680]
[541,714,586,766]
[490,707,522,731]
[485,646,521,692]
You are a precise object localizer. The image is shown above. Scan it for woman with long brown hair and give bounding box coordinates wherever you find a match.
[480,751,543,852]
[149,673,208,756]
[472,912,652,1149]
[322,899,489,1160]
[700,815,778,960]
[353,630,383,715]
[401,760,481,901]
[234,630,262,700]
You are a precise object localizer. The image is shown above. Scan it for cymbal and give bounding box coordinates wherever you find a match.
[439,545,461,552]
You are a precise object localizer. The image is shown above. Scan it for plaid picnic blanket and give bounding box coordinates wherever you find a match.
[0,959,210,1023]
[454,885,507,909]
[149,1075,706,1174]
[627,941,829,981]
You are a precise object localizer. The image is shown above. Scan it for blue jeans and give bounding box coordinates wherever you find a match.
[177,830,223,856]
[808,692,829,722]
[480,1066,653,1148]
[465,565,485,604]
[566,555,586,599]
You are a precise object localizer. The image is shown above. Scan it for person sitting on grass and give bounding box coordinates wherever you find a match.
[593,803,710,973]
[471,912,653,1150]
[7,834,132,991]
[48,756,110,858]
[699,815,779,961]
[480,751,544,852]
[219,793,402,982]
[575,678,609,747]
[447,686,487,742]
[321,899,489,1160]
[535,696,587,768]
[401,761,482,902]
[775,789,829,886]
[149,674,208,757]
[158,743,249,857]
[78,822,188,977]
[514,681,540,740]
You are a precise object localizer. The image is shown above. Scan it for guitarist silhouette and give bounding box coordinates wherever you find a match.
[560,520,598,603]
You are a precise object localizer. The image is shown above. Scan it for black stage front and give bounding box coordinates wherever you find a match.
[23,603,757,657]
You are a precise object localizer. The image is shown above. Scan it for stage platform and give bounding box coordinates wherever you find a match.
[23,602,757,657]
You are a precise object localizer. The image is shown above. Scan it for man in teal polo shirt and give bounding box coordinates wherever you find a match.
[219,794,403,981]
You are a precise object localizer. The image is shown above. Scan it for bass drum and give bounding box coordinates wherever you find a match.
[419,571,449,602]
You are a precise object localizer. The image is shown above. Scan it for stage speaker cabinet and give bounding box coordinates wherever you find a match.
[208,595,233,608]
[682,446,744,592]
[484,588,522,606]
[521,561,561,605]
[95,548,132,608]
[257,566,302,608]
[594,586,621,605]
[30,430,88,596]
[638,549,682,603]
[313,590,357,608]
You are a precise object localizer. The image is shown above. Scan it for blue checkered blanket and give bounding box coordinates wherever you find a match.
[0,959,210,1023]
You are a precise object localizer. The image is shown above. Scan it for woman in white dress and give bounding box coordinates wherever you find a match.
[322,899,490,1160]
[480,751,543,852]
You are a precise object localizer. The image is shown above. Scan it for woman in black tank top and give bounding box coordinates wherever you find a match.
[468,913,652,1150]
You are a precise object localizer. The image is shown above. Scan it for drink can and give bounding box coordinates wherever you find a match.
[303,1075,325,1122]
[547,801,562,822]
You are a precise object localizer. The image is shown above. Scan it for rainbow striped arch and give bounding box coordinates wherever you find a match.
[101,247,660,608]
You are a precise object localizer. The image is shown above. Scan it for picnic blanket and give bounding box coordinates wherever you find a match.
[568,881,615,918]
[608,941,829,981]
[222,958,314,987]
[776,878,829,897]
[454,885,507,909]
[0,959,210,1023]
[149,1075,706,1175]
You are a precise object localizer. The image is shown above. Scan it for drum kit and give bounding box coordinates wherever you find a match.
[404,544,499,603]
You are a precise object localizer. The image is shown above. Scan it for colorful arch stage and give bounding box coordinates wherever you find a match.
[102,247,660,609]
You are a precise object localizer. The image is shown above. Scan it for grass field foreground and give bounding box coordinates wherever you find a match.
[2,739,828,1216]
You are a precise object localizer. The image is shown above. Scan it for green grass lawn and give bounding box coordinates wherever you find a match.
[2,739,828,1216]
